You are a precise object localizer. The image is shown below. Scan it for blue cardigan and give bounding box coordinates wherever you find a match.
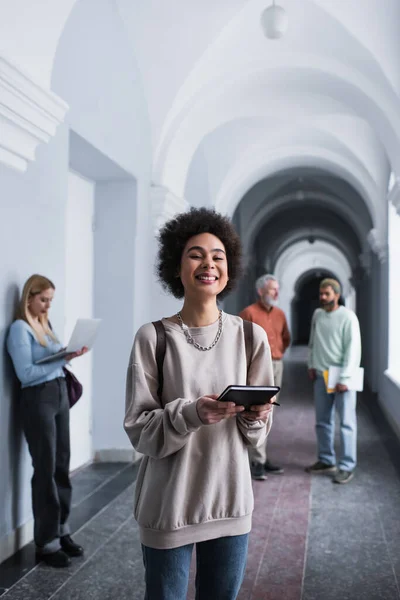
[7,320,66,388]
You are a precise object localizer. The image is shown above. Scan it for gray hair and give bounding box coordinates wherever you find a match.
[255,274,277,293]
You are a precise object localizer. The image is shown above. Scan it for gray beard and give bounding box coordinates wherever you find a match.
[265,298,278,308]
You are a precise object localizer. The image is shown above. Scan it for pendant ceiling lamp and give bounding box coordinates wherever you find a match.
[260,1,288,39]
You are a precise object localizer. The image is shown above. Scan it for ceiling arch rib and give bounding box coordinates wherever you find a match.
[198,116,389,199]
[216,147,379,230]
[241,190,371,259]
[275,240,352,295]
[274,240,353,325]
[155,59,400,196]
[293,267,339,295]
[258,227,359,274]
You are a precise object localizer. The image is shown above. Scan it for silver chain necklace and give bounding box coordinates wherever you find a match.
[176,310,224,351]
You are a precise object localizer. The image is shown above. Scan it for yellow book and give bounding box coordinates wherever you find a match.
[323,370,336,393]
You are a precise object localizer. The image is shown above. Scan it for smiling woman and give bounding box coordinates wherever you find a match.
[157,207,242,300]
[124,207,276,600]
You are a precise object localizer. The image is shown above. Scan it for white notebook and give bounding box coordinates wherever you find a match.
[35,318,102,364]
[327,366,364,392]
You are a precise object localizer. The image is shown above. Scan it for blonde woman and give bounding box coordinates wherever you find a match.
[7,274,87,568]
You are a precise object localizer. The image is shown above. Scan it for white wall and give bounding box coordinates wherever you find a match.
[51,0,151,180]
[65,171,95,471]
[379,204,400,439]
[0,0,154,561]
[92,180,137,460]
[387,204,400,378]
[185,146,212,208]
[0,126,69,561]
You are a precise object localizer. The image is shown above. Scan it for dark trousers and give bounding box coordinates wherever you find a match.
[142,534,249,600]
[21,377,72,553]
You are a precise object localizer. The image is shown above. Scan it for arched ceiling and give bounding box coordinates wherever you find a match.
[231,167,371,308]
[294,268,338,295]
[275,240,353,299]
[142,0,400,228]
[1,0,399,243]
[254,203,362,270]
[234,168,373,262]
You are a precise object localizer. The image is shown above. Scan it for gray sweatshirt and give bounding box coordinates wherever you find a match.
[124,313,274,549]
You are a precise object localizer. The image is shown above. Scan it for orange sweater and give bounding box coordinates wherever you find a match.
[239,302,291,360]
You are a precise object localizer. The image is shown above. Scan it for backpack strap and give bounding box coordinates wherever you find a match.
[242,319,254,383]
[152,318,253,395]
[152,320,166,400]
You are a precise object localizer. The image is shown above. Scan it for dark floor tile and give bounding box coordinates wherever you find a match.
[0,544,38,593]
[50,518,144,600]
[77,484,135,540]
[71,462,130,506]
[1,568,70,600]
[251,583,301,600]
[0,463,138,593]
[68,463,138,534]
[309,505,384,543]
[304,540,398,600]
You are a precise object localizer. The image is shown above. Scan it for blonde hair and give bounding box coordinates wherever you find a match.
[320,278,341,295]
[16,274,58,346]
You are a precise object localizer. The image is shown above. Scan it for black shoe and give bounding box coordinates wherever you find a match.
[60,535,84,557]
[264,460,284,474]
[251,462,267,481]
[38,550,71,568]
[305,460,337,474]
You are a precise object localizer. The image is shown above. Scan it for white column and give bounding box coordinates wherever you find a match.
[387,181,400,378]
[388,176,400,216]
[151,184,189,233]
[367,228,388,263]
[150,185,190,319]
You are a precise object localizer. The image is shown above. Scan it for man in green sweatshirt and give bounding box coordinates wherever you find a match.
[306,278,361,484]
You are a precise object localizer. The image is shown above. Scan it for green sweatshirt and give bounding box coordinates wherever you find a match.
[308,306,361,384]
[124,314,274,550]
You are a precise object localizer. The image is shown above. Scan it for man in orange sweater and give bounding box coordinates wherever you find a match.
[239,274,291,480]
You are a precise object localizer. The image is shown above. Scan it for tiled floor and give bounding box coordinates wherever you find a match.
[1,347,400,599]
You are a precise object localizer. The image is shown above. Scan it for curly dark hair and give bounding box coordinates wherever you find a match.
[157,207,243,299]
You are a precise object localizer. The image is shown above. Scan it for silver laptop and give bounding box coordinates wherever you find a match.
[36,318,102,364]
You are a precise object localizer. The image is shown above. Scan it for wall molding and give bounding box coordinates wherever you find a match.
[0,55,69,172]
[0,518,34,565]
[151,184,189,234]
[94,449,139,463]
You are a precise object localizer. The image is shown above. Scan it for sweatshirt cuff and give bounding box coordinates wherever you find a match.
[182,400,203,431]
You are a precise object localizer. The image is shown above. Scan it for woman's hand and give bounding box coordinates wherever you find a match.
[241,399,275,422]
[65,346,89,361]
[196,394,245,425]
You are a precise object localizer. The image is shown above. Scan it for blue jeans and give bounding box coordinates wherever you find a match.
[142,534,249,600]
[314,375,357,471]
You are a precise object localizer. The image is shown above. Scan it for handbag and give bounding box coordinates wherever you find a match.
[63,367,83,408]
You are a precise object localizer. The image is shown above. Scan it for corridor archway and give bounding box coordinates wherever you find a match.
[291,269,338,345]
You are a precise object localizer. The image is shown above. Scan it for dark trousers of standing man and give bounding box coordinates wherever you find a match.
[250,359,284,465]
[21,377,72,554]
